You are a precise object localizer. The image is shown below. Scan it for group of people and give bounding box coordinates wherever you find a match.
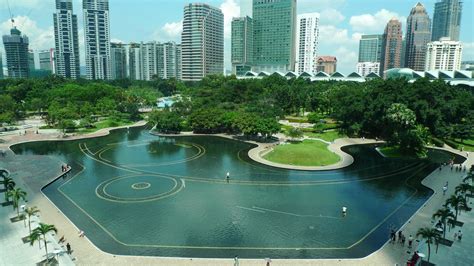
[390,229,410,247]
[61,164,70,172]
[58,235,73,255]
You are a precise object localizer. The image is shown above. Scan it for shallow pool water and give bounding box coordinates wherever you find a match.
[11,127,464,258]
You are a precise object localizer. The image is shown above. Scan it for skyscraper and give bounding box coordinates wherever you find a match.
[295,13,320,75]
[110,42,127,79]
[53,0,80,79]
[83,0,111,80]
[231,16,253,76]
[0,52,3,79]
[181,3,224,81]
[157,42,182,79]
[405,3,431,71]
[431,0,462,41]
[253,0,297,72]
[358,34,382,63]
[425,37,463,71]
[380,18,403,76]
[128,43,142,80]
[2,27,29,78]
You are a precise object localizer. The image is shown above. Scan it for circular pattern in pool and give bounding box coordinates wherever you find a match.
[11,127,464,259]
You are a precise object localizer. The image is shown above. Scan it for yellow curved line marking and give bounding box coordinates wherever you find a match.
[55,154,432,250]
[98,174,179,202]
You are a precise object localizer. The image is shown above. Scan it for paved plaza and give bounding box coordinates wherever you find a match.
[0,127,472,265]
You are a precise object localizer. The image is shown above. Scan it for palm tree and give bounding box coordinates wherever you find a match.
[29,223,57,262]
[7,187,27,219]
[455,183,474,202]
[0,176,15,202]
[416,227,441,264]
[432,208,455,238]
[25,206,40,235]
[445,194,468,222]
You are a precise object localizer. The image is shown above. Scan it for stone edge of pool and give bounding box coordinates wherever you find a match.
[3,126,471,265]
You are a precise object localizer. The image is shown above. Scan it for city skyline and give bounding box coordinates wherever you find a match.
[0,0,473,75]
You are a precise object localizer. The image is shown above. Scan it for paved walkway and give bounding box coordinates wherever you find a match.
[0,127,472,265]
[0,155,74,266]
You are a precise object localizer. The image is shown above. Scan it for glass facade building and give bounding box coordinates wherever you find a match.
[252,0,296,72]
[358,34,382,63]
[405,3,431,71]
[432,0,462,41]
[110,42,127,80]
[231,16,253,76]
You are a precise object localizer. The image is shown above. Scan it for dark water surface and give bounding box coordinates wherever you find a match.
[11,127,464,258]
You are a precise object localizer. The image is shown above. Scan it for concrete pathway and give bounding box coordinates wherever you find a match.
[0,128,472,265]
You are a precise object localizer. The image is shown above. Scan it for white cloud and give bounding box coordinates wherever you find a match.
[220,0,240,39]
[0,16,54,50]
[162,21,183,38]
[320,9,345,25]
[349,9,405,33]
[319,25,359,45]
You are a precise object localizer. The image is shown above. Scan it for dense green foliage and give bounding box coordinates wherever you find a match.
[1,74,473,151]
[0,76,180,129]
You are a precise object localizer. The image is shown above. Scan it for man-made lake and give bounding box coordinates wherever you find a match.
[11,127,464,258]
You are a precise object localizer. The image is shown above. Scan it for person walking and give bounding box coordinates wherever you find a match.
[265,257,272,266]
[458,230,463,241]
[442,185,448,195]
[234,256,239,266]
[66,243,71,254]
[408,235,414,249]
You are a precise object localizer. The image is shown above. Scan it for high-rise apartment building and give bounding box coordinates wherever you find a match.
[53,0,80,79]
[358,34,383,63]
[110,42,127,79]
[295,13,320,75]
[356,62,380,77]
[405,3,431,71]
[38,49,55,72]
[316,56,337,75]
[425,37,463,71]
[141,42,158,81]
[380,18,403,76]
[432,0,462,41]
[83,0,111,80]
[128,43,142,80]
[253,0,297,72]
[231,16,253,76]
[0,52,3,79]
[157,42,182,80]
[181,3,224,81]
[2,27,29,78]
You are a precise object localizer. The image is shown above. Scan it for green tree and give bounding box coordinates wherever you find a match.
[148,110,183,133]
[445,194,468,222]
[0,175,15,202]
[7,187,27,219]
[432,208,455,238]
[25,206,40,235]
[455,183,474,203]
[286,127,303,141]
[416,227,441,264]
[29,223,57,262]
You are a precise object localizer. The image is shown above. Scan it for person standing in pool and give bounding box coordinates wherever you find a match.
[226,172,230,182]
[342,206,347,216]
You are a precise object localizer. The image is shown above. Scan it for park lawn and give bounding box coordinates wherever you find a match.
[263,139,341,166]
[78,118,135,134]
[305,130,346,142]
[450,138,474,152]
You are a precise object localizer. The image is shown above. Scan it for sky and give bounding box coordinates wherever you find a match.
[0,0,473,75]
